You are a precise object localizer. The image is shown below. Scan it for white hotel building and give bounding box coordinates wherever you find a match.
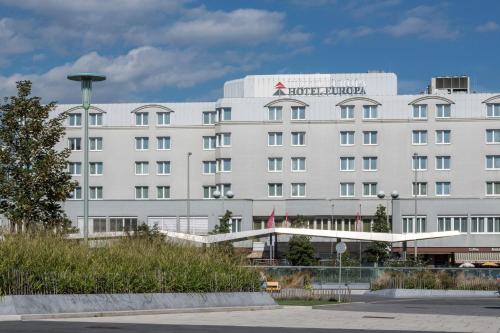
[31,72,500,264]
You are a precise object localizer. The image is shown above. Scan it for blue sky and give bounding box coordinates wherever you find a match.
[0,0,499,104]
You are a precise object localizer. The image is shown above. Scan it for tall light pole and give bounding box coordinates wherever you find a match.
[413,152,419,260]
[377,190,389,227]
[391,191,400,259]
[213,189,234,230]
[67,73,106,243]
[187,152,192,233]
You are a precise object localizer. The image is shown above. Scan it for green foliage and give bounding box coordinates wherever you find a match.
[335,250,360,267]
[287,235,316,266]
[0,81,76,232]
[210,210,234,254]
[0,235,260,295]
[129,223,164,242]
[290,215,307,228]
[365,205,391,264]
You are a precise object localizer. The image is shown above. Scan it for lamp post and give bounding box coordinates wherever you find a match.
[67,73,106,243]
[390,191,401,259]
[213,189,234,230]
[377,190,389,227]
[413,152,419,260]
[187,152,192,233]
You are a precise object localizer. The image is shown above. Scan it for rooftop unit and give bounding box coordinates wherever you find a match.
[429,76,470,94]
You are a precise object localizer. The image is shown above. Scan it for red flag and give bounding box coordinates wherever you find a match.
[267,209,275,228]
[285,212,289,227]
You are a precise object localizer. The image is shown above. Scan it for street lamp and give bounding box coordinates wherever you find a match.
[213,189,234,230]
[187,152,192,233]
[67,73,106,243]
[413,152,419,260]
[377,190,389,228]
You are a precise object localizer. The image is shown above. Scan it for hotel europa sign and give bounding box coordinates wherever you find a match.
[273,81,367,97]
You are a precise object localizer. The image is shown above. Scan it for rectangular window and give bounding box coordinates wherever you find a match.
[486,155,500,169]
[436,104,451,118]
[68,162,81,176]
[438,216,467,233]
[340,131,355,145]
[412,182,427,196]
[412,155,427,170]
[135,161,149,175]
[110,217,138,232]
[216,183,232,196]
[436,181,451,196]
[203,161,216,174]
[203,136,216,150]
[89,162,103,175]
[89,137,103,151]
[412,130,427,144]
[363,157,377,171]
[216,133,231,147]
[363,182,377,197]
[363,131,378,145]
[89,186,103,200]
[89,113,102,126]
[268,157,283,172]
[436,156,451,170]
[291,183,306,197]
[340,183,355,197]
[157,161,171,175]
[340,105,354,119]
[217,107,231,121]
[487,104,500,117]
[486,181,500,196]
[135,137,149,150]
[291,132,306,146]
[203,186,217,199]
[68,137,81,151]
[268,106,282,121]
[402,216,426,233]
[92,218,107,233]
[202,111,216,125]
[68,113,82,127]
[412,104,427,119]
[471,217,500,233]
[291,106,306,120]
[436,130,451,144]
[135,112,148,126]
[157,136,171,150]
[291,157,306,172]
[68,187,82,200]
[268,132,283,146]
[135,186,149,200]
[157,112,171,126]
[216,158,231,172]
[340,157,355,171]
[486,129,500,143]
[268,183,283,197]
[363,105,377,119]
[157,186,170,199]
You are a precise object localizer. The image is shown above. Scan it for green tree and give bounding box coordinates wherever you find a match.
[365,205,391,265]
[0,81,76,233]
[287,215,315,266]
[210,210,233,253]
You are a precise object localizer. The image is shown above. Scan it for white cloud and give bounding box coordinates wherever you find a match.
[383,16,458,40]
[0,18,34,54]
[475,21,499,33]
[325,26,374,44]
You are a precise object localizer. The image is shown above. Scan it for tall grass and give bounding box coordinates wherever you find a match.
[0,235,260,295]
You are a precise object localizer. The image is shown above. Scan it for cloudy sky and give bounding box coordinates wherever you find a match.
[0,0,499,104]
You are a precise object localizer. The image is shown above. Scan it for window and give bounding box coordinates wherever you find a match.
[89,137,103,151]
[202,111,216,125]
[268,132,283,146]
[268,157,282,172]
[340,131,355,145]
[436,156,451,170]
[412,182,427,196]
[363,105,377,119]
[68,187,82,200]
[268,106,282,121]
[291,157,306,172]
[291,183,306,197]
[487,104,500,117]
[363,183,377,197]
[89,162,103,175]
[68,137,81,151]
[228,217,242,233]
[203,161,216,174]
[157,112,171,126]
[486,129,500,143]
[216,183,232,196]
[135,186,149,199]
[436,104,451,118]
[216,133,231,147]
[110,217,138,232]
[436,130,451,144]
[291,106,306,120]
[340,105,354,119]
[291,132,305,146]
[363,131,377,145]
[203,186,217,199]
[486,155,500,169]
[157,136,171,150]
[68,113,82,127]
[135,112,148,126]
[486,181,500,196]
[402,216,426,233]
[340,183,355,197]
[340,157,355,171]
[471,216,500,233]
[135,161,149,175]
[412,155,427,170]
[217,107,231,121]
[216,158,231,172]
[412,104,427,119]
[89,186,103,200]
[157,186,170,199]
[203,136,216,150]
[68,162,81,176]
[135,137,149,150]
[157,161,171,175]
[363,157,377,171]
[93,218,107,233]
[436,181,451,196]
[89,113,102,126]
[268,183,283,197]
[438,217,467,233]
[412,130,427,144]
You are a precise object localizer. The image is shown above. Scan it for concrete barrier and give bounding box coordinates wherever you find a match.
[368,289,499,298]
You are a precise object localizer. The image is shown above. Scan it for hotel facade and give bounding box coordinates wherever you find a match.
[6,72,500,264]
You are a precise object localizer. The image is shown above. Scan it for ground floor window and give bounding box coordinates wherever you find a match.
[471,216,500,233]
[110,217,138,232]
[438,216,467,233]
[402,216,426,233]
[219,216,242,233]
[92,218,107,233]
